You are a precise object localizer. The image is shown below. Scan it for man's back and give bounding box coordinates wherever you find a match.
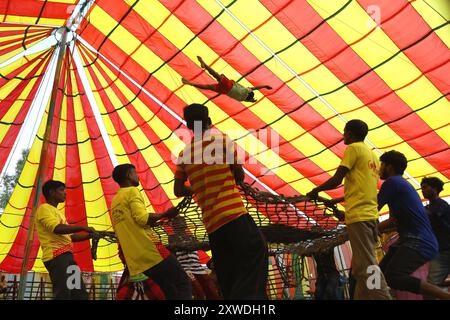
[111,187,168,276]
[428,198,450,251]
[340,142,380,224]
[175,132,246,234]
[378,175,438,259]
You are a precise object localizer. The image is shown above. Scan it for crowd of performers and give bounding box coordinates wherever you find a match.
[31,57,450,300]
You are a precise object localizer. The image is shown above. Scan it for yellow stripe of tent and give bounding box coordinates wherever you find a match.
[0,15,65,27]
[99,1,324,195]
[0,26,46,31]
[307,0,449,183]
[32,247,46,273]
[0,108,47,264]
[71,82,122,272]
[50,0,77,3]
[410,0,450,48]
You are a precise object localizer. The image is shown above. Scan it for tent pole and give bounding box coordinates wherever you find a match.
[18,26,69,300]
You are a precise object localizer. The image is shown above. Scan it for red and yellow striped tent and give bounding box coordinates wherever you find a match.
[0,0,448,273]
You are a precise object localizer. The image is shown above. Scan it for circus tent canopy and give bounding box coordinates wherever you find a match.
[0,0,449,274]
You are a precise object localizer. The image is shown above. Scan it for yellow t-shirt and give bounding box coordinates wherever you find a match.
[36,203,72,262]
[111,187,168,276]
[340,142,380,224]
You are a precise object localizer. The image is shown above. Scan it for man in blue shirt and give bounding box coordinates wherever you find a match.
[377,150,449,299]
[421,177,450,295]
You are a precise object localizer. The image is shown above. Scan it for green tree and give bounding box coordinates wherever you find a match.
[0,149,30,210]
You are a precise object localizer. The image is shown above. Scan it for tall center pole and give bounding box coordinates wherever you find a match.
[17,26,70,300]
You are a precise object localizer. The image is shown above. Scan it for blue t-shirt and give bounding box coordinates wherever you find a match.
[378,175,438,260]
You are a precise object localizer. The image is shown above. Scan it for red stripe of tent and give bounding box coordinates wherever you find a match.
[78,2,344,200]
[0,0,73,22]
[63,52,93,271]
[0,50,53,173]
[357,0,450,96]
[261,0,450,179]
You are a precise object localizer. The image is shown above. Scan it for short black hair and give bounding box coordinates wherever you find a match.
[112,164,136,184]
[42,180,65,200]
[246,91,255,101]
[183,103,210,130]
[421,177,444,194]
[380,150,407,175]
[344,119,368,141]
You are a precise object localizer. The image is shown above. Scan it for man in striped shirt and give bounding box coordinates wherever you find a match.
[174,103,268,299]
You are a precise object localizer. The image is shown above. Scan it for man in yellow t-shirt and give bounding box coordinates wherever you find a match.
[36,180,96,300]
[307,119,391,300]
[111,164,192,299]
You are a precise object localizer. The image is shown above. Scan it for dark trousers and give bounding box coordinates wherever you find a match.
[143,254,192,299]
[44,252,88,300]
[380,245,428,293]
[209,214,268,300]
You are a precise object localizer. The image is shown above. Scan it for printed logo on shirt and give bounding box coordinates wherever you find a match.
[368,160,378,177]
[112,208,125,224]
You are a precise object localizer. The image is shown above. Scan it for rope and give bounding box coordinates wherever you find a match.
[90,231,117,260]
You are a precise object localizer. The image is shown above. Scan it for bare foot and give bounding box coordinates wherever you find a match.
[197,56,207,69]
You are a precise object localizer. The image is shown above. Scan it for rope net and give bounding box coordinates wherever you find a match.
[92,182,348,262]
[88,183,350,296]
